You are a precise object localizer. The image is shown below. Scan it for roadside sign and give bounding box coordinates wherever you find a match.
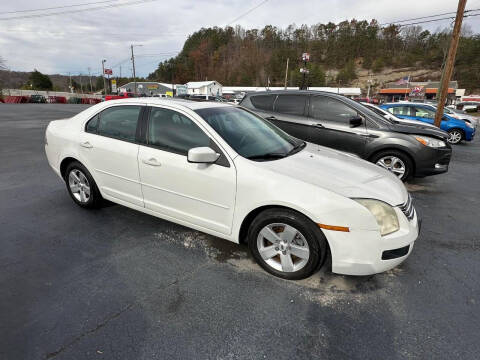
[104,68,113,75]
[302,53,310,61]
[409,86,425,98]
[166,91,173,97]
[300,68,310,74]
[176,85,187,96]
[111,79,117,93]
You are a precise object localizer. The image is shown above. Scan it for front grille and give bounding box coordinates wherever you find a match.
[399,194,415,220]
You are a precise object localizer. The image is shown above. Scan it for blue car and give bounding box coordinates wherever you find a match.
[380,103,475,144]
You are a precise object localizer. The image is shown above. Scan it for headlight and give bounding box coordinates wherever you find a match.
[414,136,446,148]
[464,120,474,129]
[354,199,399,236]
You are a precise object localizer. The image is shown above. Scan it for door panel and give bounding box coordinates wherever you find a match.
[308,95,367,156]
[80,105,144,206]
[138,106,236,235]
[268,94,311,140]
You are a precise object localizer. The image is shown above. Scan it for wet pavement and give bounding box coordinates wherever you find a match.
[1,104,479,359]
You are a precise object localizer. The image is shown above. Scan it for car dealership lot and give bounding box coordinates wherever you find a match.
[1,104,479,359]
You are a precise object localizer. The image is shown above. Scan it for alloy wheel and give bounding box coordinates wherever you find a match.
[448,130,462,144]
[68,169,91,203]
[376,156,406,179]
[256,223,310,273]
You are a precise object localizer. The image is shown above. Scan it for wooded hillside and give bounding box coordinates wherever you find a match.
[147,20,480,92]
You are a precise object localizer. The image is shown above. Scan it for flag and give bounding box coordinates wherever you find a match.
[396,76,409,85]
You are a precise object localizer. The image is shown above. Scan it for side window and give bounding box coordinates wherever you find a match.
[274,95,307,116]
[389,106,411,116]
[250,95,276,111]
[310,96,357,123]
[85,114,99,133]
[148,107,210,155]
[96,106,141,142]
[414,107,435,118]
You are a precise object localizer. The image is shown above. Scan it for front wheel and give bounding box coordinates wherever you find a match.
[247,208,327,280]
[447,129,463,144]
[372,150,413,182]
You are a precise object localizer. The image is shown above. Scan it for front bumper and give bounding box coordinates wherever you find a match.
[465,127,475,141]
[324,206,419,276]
[414,146,452,177]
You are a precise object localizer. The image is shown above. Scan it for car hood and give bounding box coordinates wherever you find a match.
[258,144,408,206]
[387,121,449,140]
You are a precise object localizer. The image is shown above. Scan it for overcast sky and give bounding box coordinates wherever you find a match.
[1,0,479,77]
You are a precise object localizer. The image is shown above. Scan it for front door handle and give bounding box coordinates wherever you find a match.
[313,123,325,129]
[265,116,277,121]
[142,158,162,167]
[80,141,93,148]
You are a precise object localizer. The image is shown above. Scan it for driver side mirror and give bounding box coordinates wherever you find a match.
[187,147,220,164]
[349,116,363,128]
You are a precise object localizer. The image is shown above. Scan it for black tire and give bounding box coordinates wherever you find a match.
[447,128,464,145]
[247,208,327,280]
[371,150,413,182]
[64,161,102,209]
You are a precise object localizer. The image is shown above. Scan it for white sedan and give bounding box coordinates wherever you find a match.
[45,99,419,279]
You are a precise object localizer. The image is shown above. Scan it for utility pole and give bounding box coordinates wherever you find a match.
[284,58,289,89]
[434,0,467,127]
[88,67,93,93]
[68,72,72,93]
[130,44,142,96]
[101,59,107,95]
[79,74,84,94]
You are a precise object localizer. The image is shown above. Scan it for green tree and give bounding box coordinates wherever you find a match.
[29,70,53,90]
[336,60,357,85]
[371,57,385,73]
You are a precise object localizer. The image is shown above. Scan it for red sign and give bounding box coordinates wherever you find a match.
[104,68,113,75]
[302,53,310,61]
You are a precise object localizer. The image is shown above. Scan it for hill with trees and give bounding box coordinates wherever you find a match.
[147,20,480,92]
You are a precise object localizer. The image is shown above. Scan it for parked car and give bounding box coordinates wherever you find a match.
[240,90,451,181]
[104,92,135,101]
[454,101,480,112]
[380,103,475,145]
[45,99,419,280]
[415,103,478,129]
[188,94,227,102]
[361,102,438,129]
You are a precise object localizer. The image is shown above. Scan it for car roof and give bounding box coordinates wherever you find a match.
[102,97,233,110]
[245,90,345,97]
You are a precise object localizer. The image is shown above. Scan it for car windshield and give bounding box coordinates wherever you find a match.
[195,106,304,160]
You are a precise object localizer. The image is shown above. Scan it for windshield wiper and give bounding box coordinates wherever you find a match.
[247,152,287,160]
[286,141,306,156]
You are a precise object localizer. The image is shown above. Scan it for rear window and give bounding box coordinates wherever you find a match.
[274,95,307,116]
[250,94,276,111]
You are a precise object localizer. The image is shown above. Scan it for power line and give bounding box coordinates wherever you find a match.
[395,12,480,27]
[1,0,119,14]
[0,0,160,21]
[380,8,480,26]
[226,0,269,26]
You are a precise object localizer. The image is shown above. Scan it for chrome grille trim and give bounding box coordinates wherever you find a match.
[399,194,415,220]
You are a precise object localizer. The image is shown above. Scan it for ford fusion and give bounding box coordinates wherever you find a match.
[45,99,419,280]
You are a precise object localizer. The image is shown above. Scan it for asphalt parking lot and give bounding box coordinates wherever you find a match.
[1,103,479,360]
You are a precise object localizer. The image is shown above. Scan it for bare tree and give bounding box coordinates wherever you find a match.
[0,56,6,70]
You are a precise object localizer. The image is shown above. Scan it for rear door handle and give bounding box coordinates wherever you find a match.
[265,116,277,121]
[80,141,93,148]
[313,123,325,129]
[142,158,162,167]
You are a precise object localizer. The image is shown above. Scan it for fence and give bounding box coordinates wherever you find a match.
[1,89,102,105]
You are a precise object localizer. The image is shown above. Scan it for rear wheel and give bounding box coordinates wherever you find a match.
[372,150,413,182]
[248,208,327,280]
[447,129,463,144]
[64,161,102,208]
